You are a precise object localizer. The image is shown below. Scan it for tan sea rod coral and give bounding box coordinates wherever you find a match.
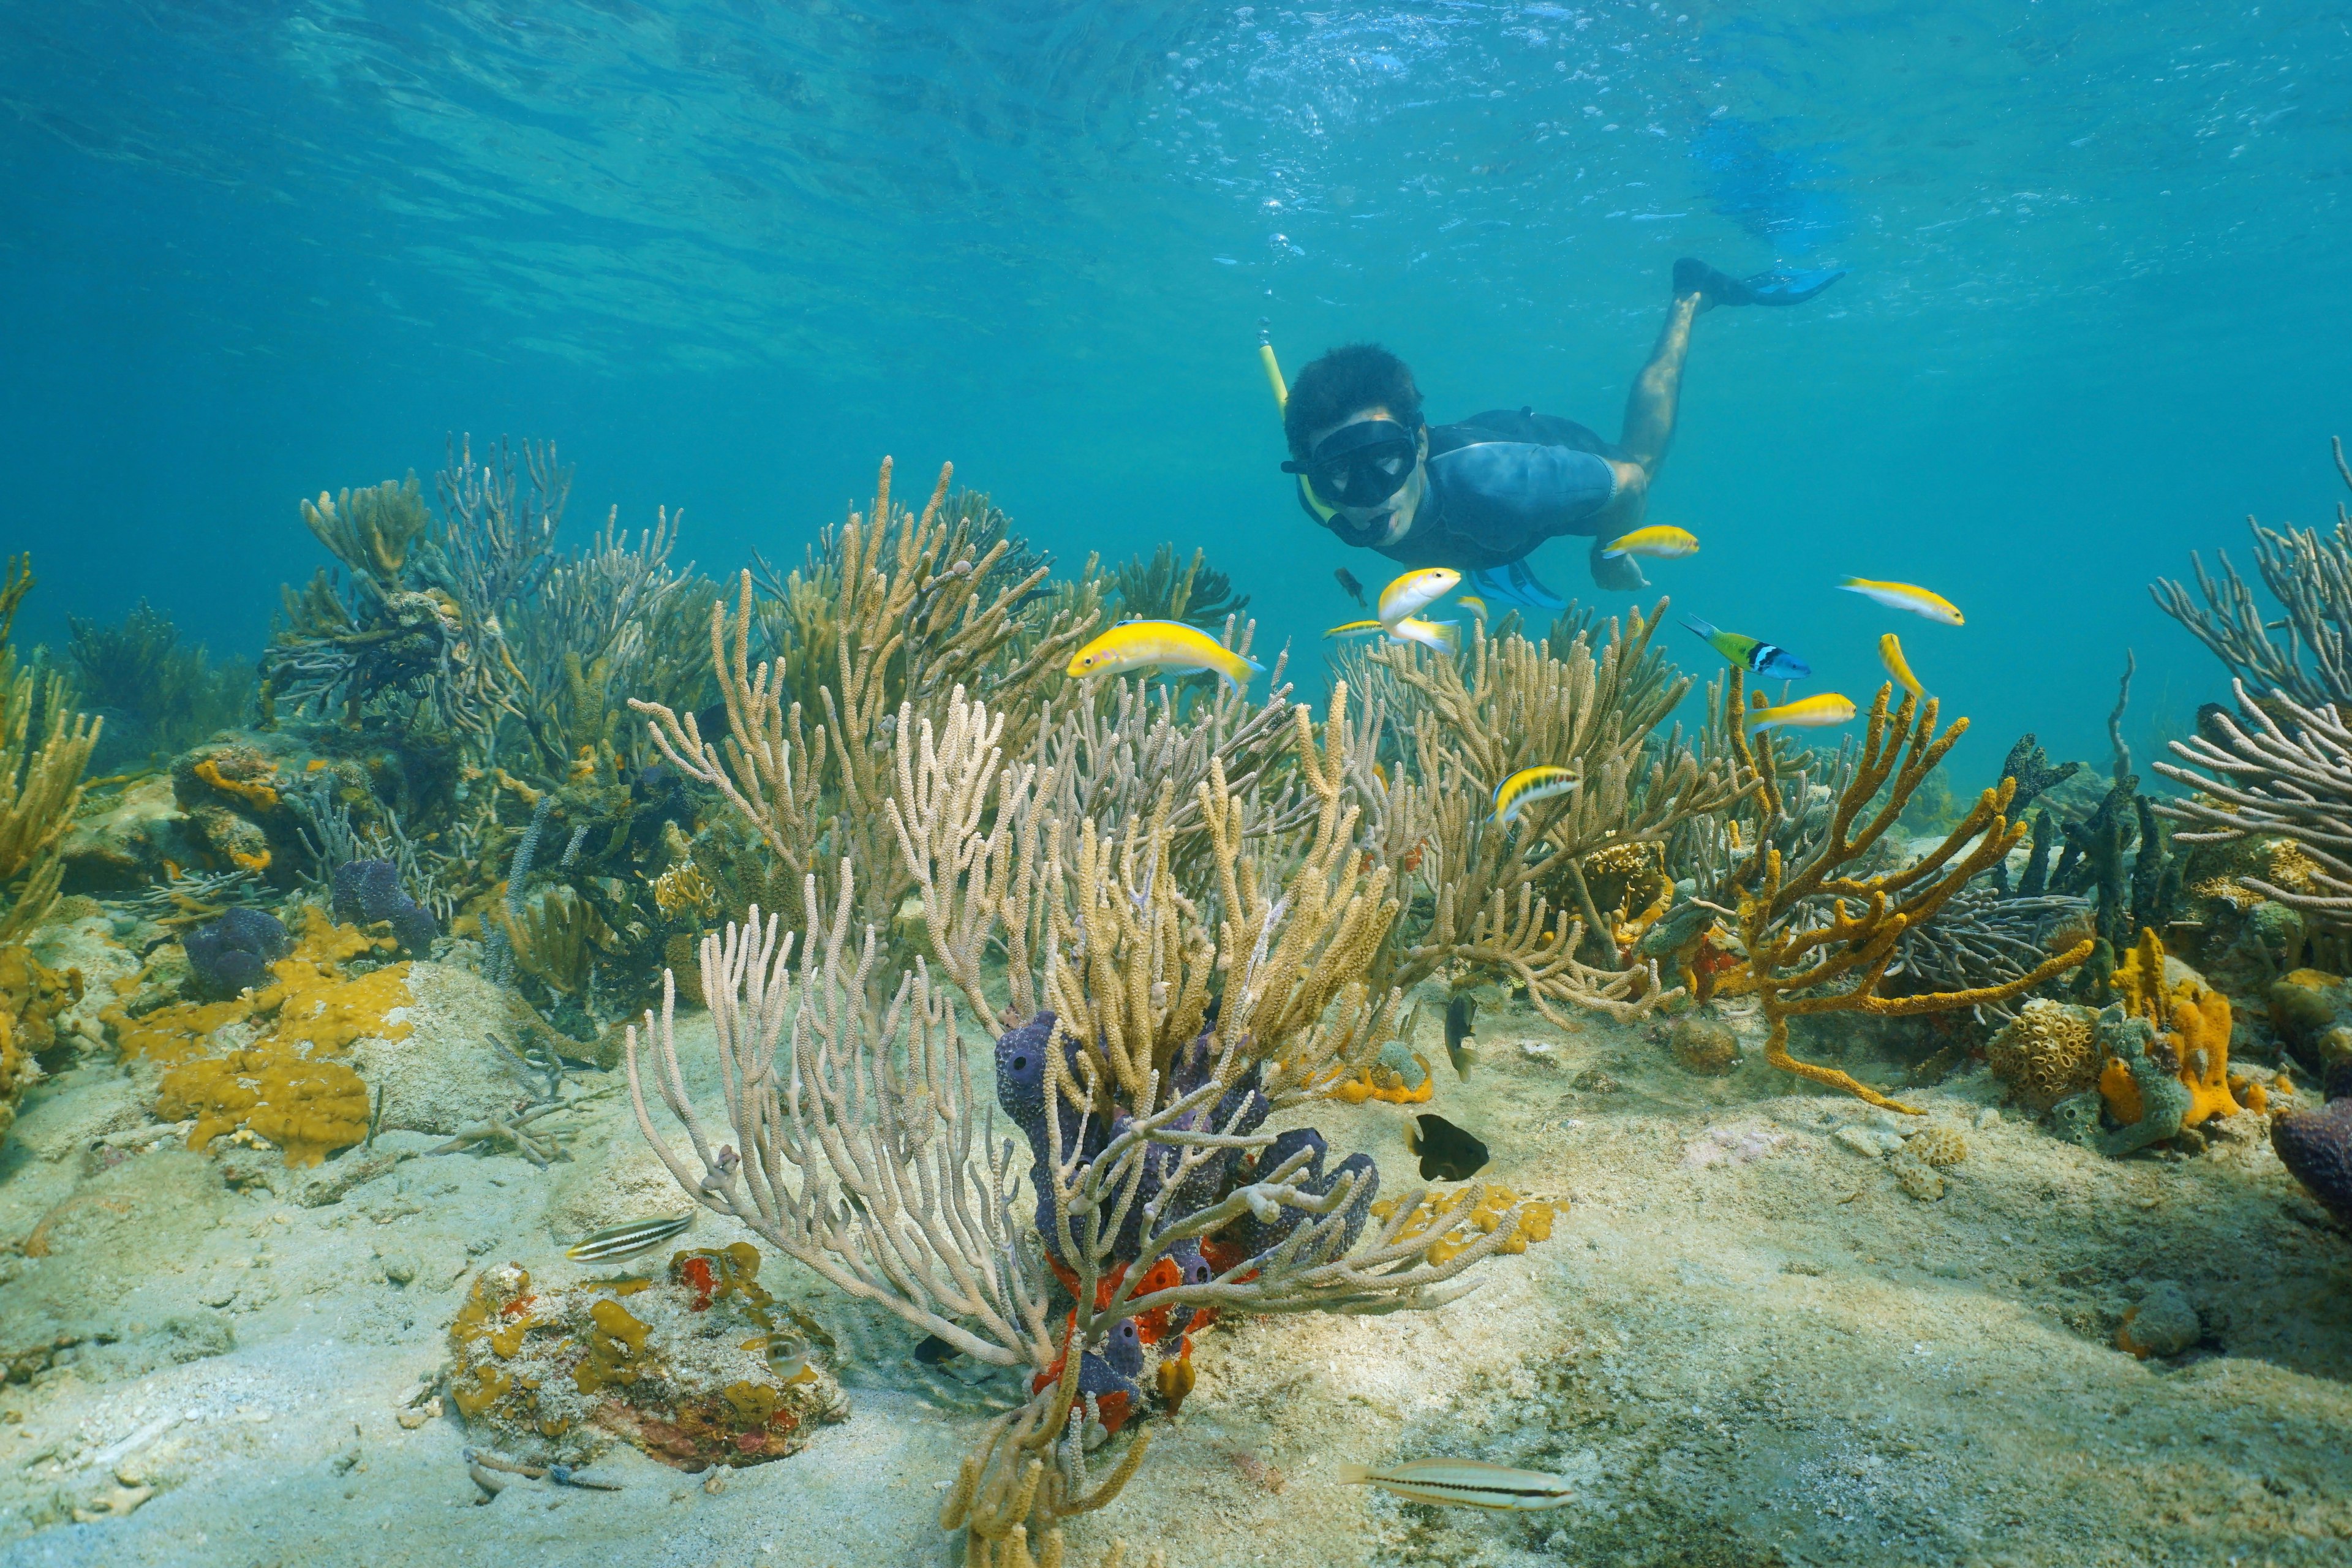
[628,663,1541,1557]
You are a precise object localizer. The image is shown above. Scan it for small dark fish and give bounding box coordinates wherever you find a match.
[564,1213,691,1262]
[1335,567,1366,608]
[1409,1113,1490,1183]
[1444,993,1477,1080]
[915,1333,963,1365]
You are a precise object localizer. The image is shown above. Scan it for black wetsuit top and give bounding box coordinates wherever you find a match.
[1302,409,1621,572]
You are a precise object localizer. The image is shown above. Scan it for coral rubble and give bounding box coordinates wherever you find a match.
[447,1245,846,1468]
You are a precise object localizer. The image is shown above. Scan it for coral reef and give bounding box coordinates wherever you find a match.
[446,1245,846,1468]
[2149,437,2352,711]
[105,909,412,1166]
[635,680,1542,1550]
[66,600,254,765]
[331,858,439,954]
[2043,930,2260,1159]
[1359,602,1747,1022]
[1985,998,2103,1112]
[2158,682,2352,941]
[1666,1015,1738,1075]
[0,943,84,1152]
[633,458,1101,951]
[1713,674,2094,1111]
[1107,543,1249,628]
[0,556,102,942]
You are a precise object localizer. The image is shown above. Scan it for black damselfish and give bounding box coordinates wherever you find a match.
[1409,1113,1490,1183]
[915,1333,962,1365]
[1444,993,1477,1080]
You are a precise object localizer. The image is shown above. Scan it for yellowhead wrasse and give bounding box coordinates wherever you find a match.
[1599,524,1698,560]
[1337,1457,1576,1510]
[1879,631,1926,700]
[1836,576,1963,626]
[1067,619,1266,692]
[1743,692,1858,732]
[1377,566,1460,627]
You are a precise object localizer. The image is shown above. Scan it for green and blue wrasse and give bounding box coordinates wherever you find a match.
[1837,576,1964,626]
[1067,619,1265,692]
[1491,764,1581,824]
[1681,615,1809,680]
[1600,524,1698,560]
[1744,692,1857,731]
[564,1213,691,1262]
[1378,566,1460,627]
[1879,632,1926,701]
[1337,1457,1575,1511]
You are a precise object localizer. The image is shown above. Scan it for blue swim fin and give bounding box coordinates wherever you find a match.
[1472,561,1569,612]
[1673,256,1845,307]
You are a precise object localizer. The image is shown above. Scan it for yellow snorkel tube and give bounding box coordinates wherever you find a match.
[1261,319,1340,523]
[1258,317,1289,412]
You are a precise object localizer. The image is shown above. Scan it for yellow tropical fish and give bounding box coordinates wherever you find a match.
[1067,620,1265,692]
[1744,693,1858,731]
[1325,619,1389,641]
[1491,764,1582,824]
[1838,577,1963,626]
[1879,632,1925,701]
[1600,525,1698,560]
[1387,616,1461,654]
[1337,1457,1576,1511]
[1378,567,1461,627]
[1457,594,1489,619]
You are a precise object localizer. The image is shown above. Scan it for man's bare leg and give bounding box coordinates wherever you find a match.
[1617,290,1705,477]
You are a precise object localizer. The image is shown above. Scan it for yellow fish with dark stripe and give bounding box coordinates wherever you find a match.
[1338,1457,1575,1510]
[1068,619,1265,692]
[1491,765,1581,824]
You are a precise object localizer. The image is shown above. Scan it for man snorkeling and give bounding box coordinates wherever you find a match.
[1277,257,1840,605]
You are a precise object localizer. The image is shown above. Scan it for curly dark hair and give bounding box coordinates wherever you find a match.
[1282,342,1423,461]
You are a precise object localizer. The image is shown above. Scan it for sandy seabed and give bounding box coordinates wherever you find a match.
[3,967,2350,1568]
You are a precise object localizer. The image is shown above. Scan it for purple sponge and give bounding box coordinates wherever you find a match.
[2272,1072,2352,1227]
[184,907,290,999]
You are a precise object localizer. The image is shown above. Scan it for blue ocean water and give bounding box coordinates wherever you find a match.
[4,0,2348,770]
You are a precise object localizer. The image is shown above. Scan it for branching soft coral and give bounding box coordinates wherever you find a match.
[1719,675,2094,1112]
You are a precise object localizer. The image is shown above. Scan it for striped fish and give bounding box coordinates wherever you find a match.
[1336,1457,1575,1510]
[1491,765,1581,825]
[564,1213,692,1262]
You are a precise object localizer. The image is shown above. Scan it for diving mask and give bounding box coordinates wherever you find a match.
[1281,417,1422,510]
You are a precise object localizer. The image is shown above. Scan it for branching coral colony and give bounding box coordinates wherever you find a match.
[627,466,1548,1553]
[1709,672,2094,1114]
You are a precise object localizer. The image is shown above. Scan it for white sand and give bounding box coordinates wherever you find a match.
[4,981,2350,1567]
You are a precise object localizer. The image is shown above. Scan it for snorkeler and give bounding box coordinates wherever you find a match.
[1276,257,1841,605]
